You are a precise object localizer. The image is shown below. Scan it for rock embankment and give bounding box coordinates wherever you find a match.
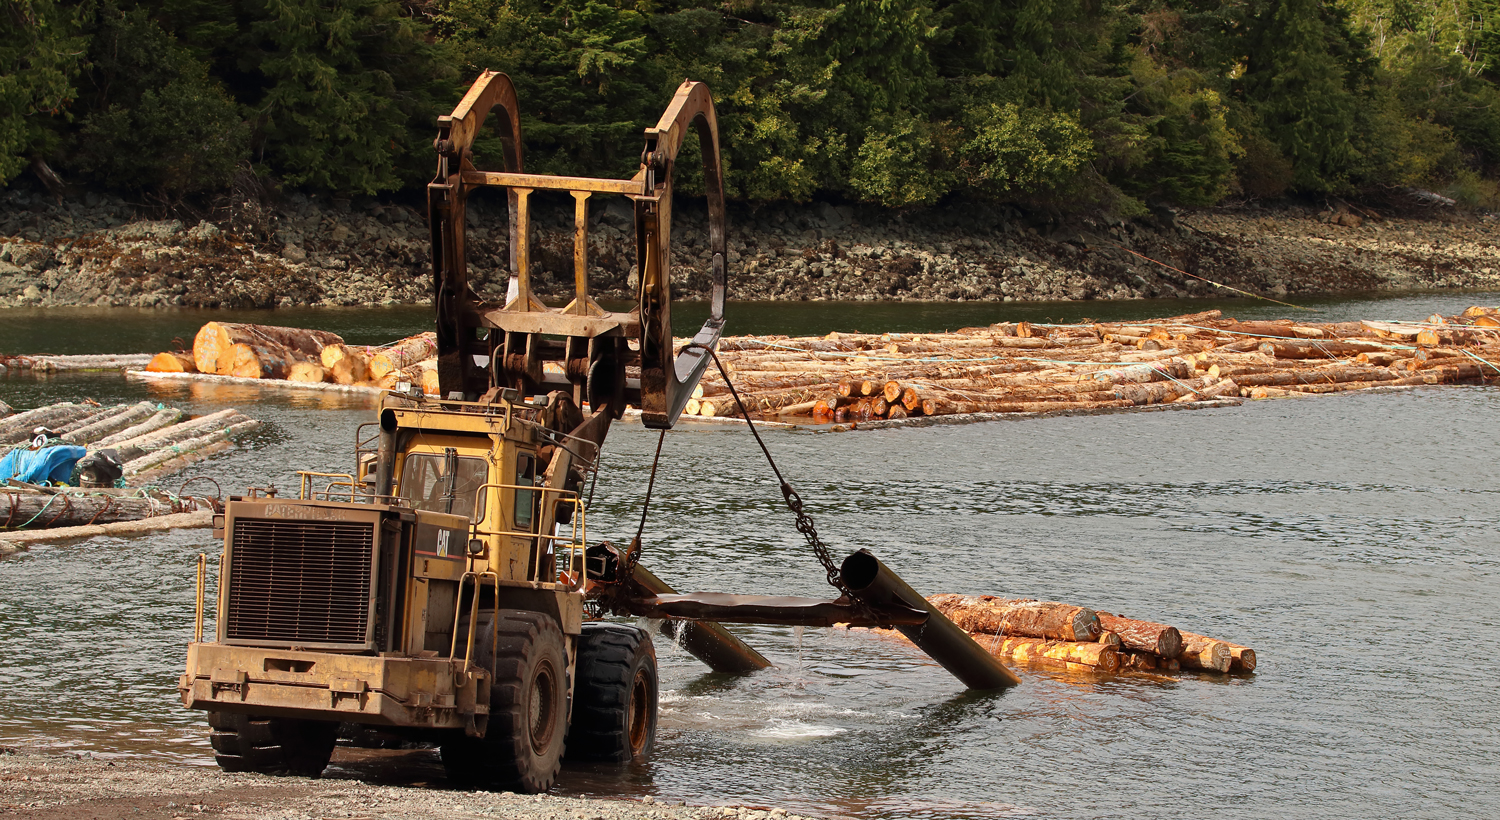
[2,187,1498,309]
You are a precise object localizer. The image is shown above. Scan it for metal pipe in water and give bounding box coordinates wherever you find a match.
[839,549,1021,690]
[629,565,773,674]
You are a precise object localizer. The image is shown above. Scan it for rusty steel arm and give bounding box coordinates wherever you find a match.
[636,80,729,428]
[429,70,525,400]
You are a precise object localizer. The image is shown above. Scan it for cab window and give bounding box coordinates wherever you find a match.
[400,453,488,520]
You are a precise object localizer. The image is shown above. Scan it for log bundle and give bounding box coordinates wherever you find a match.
[675,306,1500,423]
[925,593,1256,676]
[154,323,442,395]
[0,400,261,494]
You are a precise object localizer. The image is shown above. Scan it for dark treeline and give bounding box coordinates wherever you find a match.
[5,0,1500,214]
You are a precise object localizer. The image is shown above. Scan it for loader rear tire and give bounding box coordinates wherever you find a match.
[565,622,657,763]
[208,712,337,777]
[441,610,568,793]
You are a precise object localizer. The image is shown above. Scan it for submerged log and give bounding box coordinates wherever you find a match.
[929,594,1103,642]
[1096,612,1183,659]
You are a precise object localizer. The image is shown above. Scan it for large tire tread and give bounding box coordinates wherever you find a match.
[206,712,336,777]
[565,622,657,763]
[441,610,568,793]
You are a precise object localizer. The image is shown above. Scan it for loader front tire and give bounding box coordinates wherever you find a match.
[565,622,657,763]
[441,610,568,793]
[208,712,337,777]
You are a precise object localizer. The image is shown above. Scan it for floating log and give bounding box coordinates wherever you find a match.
[146,352,197,373]
[227,340,301,379]
[0,403,95,444]
[1178,634,1231,672]
[1180,630,1257,672]
[93,408,185,448]
[109,408,247,462]
[368,333,438,380]
[121,420,261,476]
[55,405,127,435]
[1257,340,1389,359]
[929,594,1102,642]
[61,402,159,444]
[0,491,213,529]
[320,343,371,385]
[193,322,342,374]
[1096,612,1183,659]
[0,509,213,551]
[0,354,153,372]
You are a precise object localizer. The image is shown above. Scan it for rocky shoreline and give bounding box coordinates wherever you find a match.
[0,750,816,820]
[2,187,1499,311]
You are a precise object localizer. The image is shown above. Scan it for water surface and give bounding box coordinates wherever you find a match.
[2,296,1498,819]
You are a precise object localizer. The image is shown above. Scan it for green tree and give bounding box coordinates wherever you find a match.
[0,0,84,185]
[69,6,248,198]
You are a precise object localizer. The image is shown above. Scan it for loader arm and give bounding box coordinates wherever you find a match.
[427,71,728,428]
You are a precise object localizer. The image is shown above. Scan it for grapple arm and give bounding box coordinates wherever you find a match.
[427,72,728,428]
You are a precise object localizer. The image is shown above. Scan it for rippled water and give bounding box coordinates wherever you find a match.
[3,297,1500,818]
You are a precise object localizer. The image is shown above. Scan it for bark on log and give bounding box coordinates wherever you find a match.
[61,402,158,444]
[1096,612,1183,658]
[147,352,197,373]
[1234,366,1399,387]
[92,408,185,448]
[929,594,1103,642]
[971,635,1121,672]
[0,491,212,529]
[366,333,439,380]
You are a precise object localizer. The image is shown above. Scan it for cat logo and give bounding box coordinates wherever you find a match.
[436,529,451,557]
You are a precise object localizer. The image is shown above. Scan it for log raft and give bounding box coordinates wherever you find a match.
[921,595,1254,678]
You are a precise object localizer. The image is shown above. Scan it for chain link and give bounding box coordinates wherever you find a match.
[685,343,857,600]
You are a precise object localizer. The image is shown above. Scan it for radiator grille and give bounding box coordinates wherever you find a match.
[225,518,375,646]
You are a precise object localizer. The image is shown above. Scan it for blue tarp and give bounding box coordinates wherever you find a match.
[0,445,87,484]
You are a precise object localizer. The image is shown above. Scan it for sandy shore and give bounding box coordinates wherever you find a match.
[0,749,817,820]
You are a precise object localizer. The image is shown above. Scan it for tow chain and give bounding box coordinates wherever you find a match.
[682,342,856,601]
[609,344,859,605]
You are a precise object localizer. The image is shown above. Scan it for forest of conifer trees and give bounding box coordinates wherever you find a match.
[5,0,1500,214]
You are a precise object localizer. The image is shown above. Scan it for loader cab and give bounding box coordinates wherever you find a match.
[381,399,583,589]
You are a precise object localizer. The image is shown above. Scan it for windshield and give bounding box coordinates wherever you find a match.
[399,452,488,519]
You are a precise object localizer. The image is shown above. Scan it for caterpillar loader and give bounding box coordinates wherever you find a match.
[180,72,1017,794]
